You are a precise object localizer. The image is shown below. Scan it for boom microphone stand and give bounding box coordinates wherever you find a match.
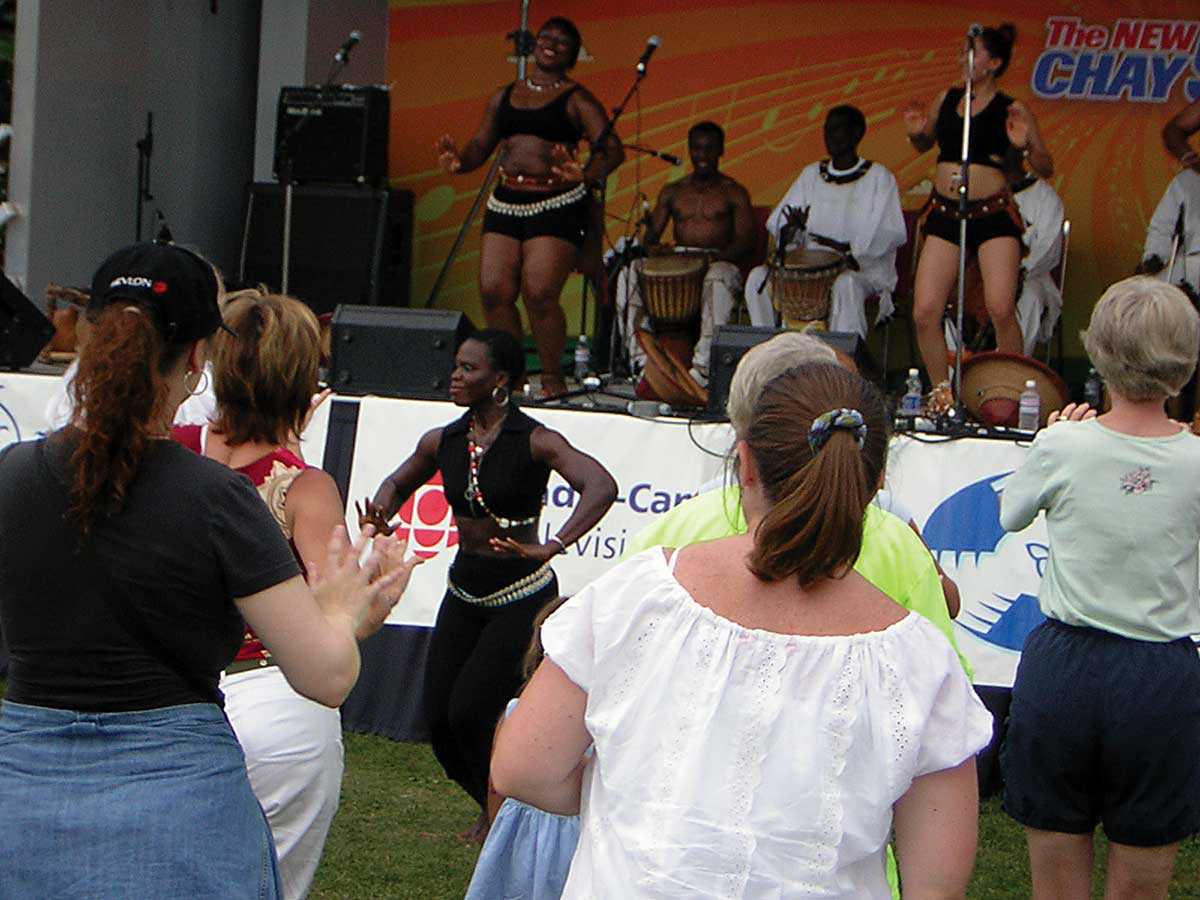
[426,1,532,309]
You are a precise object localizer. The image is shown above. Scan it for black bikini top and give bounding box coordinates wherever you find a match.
[935,87,1014,170]
[496,83,584,145]
[438,407,550,524]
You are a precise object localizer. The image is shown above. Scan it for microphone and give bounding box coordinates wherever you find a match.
[636,35,661,73]
[334,30,362,64]
[658,151,682,166]
[967,23,983,37]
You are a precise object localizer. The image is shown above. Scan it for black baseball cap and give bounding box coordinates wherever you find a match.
[89,241,234,342]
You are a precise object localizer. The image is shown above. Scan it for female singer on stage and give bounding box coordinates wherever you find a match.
[902,24,1053,412]
[436,17,624,397]
[358,329,617,834]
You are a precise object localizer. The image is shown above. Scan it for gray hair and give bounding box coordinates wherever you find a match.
[727,332,837,436]
[1082,276,1199,401]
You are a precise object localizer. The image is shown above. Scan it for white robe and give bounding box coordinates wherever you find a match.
[1143,168,1200,292]
[745,160,906,338]
[1013,179,1065,355]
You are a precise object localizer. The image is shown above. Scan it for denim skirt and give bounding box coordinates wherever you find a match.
[0,699,282,899]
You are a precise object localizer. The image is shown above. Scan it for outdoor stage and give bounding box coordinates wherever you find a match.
[0,371,1048,743]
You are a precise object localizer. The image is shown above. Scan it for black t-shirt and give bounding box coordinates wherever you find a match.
[0,434,301,711]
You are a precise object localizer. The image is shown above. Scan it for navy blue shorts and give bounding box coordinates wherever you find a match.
[1002,618,1200,846]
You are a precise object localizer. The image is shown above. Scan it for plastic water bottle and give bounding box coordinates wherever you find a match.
[897,368,923,419]
[1018,379,1041,432]
[1084,367,1102,410]
[573,336,590,380]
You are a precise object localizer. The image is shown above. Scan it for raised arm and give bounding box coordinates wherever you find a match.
[1006,101,1053,179]
[363,427,442,528]
[903,89,947,155]
[892,758,979,899]
[1163,97,1200,171]
[437,87,506,175]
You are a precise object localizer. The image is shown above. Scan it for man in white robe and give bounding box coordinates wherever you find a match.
[745,105,906,340]
[1138,168,1200,295]
[1011,173,1065,355]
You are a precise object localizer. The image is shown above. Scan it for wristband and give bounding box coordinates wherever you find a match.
[548,535,568,555]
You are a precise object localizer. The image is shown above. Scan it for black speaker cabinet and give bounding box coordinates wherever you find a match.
[0,274,54,370]
[330,306,475,399]
[706,325,876,416]
[274,85,389,184]
[239,183,413,314]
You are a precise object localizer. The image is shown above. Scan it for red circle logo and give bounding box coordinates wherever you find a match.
[392,472,458,559]
[151,280,168,294]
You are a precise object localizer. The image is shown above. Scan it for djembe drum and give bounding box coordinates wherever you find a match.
[772,248,845,329]
[639,250,708,333]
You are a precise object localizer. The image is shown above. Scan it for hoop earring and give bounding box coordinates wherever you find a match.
[186,368,209,398]
[492,385,510,407]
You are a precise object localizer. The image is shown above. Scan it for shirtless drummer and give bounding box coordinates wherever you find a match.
[615,121,755,386]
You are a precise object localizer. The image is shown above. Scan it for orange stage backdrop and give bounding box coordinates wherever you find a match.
[387,1,1200,361]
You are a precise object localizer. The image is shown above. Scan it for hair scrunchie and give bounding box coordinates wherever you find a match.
[808,408,867,453]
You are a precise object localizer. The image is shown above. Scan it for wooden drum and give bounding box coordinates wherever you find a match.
[639,250,708,331]
[772,248,844,329]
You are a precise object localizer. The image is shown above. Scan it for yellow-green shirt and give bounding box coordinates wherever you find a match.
[624,485,970,677]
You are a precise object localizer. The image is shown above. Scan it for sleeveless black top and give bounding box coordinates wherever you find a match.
[935,87,1014,170]
[496,83,584,144]
[438,406,550,523]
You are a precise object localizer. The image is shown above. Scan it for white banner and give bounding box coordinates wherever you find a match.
[345,397,734,628]
[887,436,1045,687]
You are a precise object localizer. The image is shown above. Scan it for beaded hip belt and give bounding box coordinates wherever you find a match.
[447,559,555,608]
[486,182,587,218]
[929,190,1014,221]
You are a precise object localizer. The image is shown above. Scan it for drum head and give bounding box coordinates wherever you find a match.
[635,330,708,408]
[784,247,844,272]
[642,253,707,277]
[961,351,1069,428]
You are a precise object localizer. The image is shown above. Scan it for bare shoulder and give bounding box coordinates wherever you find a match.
[286,466,343,517]
[722,175,753,203]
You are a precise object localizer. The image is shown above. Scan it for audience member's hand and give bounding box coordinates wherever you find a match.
[354,534,424,640]
[1047,402,1097,426]
[489,536,560,562]
[355,498,395,537]
[308,525,409,640]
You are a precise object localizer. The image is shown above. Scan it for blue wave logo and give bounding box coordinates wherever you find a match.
[926,473,1047,653]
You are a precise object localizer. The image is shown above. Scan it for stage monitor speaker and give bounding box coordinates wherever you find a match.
[0,275,55,370]
[330,306,475,399]
[706,325,876,416]
[274,85,389,184]
[239,183,413,314]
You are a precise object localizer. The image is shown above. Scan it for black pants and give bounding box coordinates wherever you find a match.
[422,553,558,809]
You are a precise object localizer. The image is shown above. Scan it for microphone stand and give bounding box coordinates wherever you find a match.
[624,143,679,166]
[426,0,532,309]
[949,30,976,427]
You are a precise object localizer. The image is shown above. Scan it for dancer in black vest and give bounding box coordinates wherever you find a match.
[359,330,616,837]
[435,17,624,396]
[901,23,1054,413]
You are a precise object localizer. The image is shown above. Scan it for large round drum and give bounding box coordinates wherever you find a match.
[639,250,708,330]
[772,248,844,328]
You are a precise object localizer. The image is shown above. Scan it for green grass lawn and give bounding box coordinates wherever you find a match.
[313,731,1200,899]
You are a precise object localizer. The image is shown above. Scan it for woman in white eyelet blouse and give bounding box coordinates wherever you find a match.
[492,363,992,898]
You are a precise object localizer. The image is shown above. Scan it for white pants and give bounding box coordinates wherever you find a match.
[1016,273,1062,356]
[222,666,345,900]
[615,258,742,384]
[744,266,892,340]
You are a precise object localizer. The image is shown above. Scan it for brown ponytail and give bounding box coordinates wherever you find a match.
[67,303,188,529]
[744,363,888,588]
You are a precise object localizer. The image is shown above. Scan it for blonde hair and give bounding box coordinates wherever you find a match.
[209,291,321,445]
[1082,276,1199,401]
[726,332,837,436]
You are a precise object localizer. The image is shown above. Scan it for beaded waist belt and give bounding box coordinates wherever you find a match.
[447,560,555,607]
[487,182,587,218]
[929,190,1014,221]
